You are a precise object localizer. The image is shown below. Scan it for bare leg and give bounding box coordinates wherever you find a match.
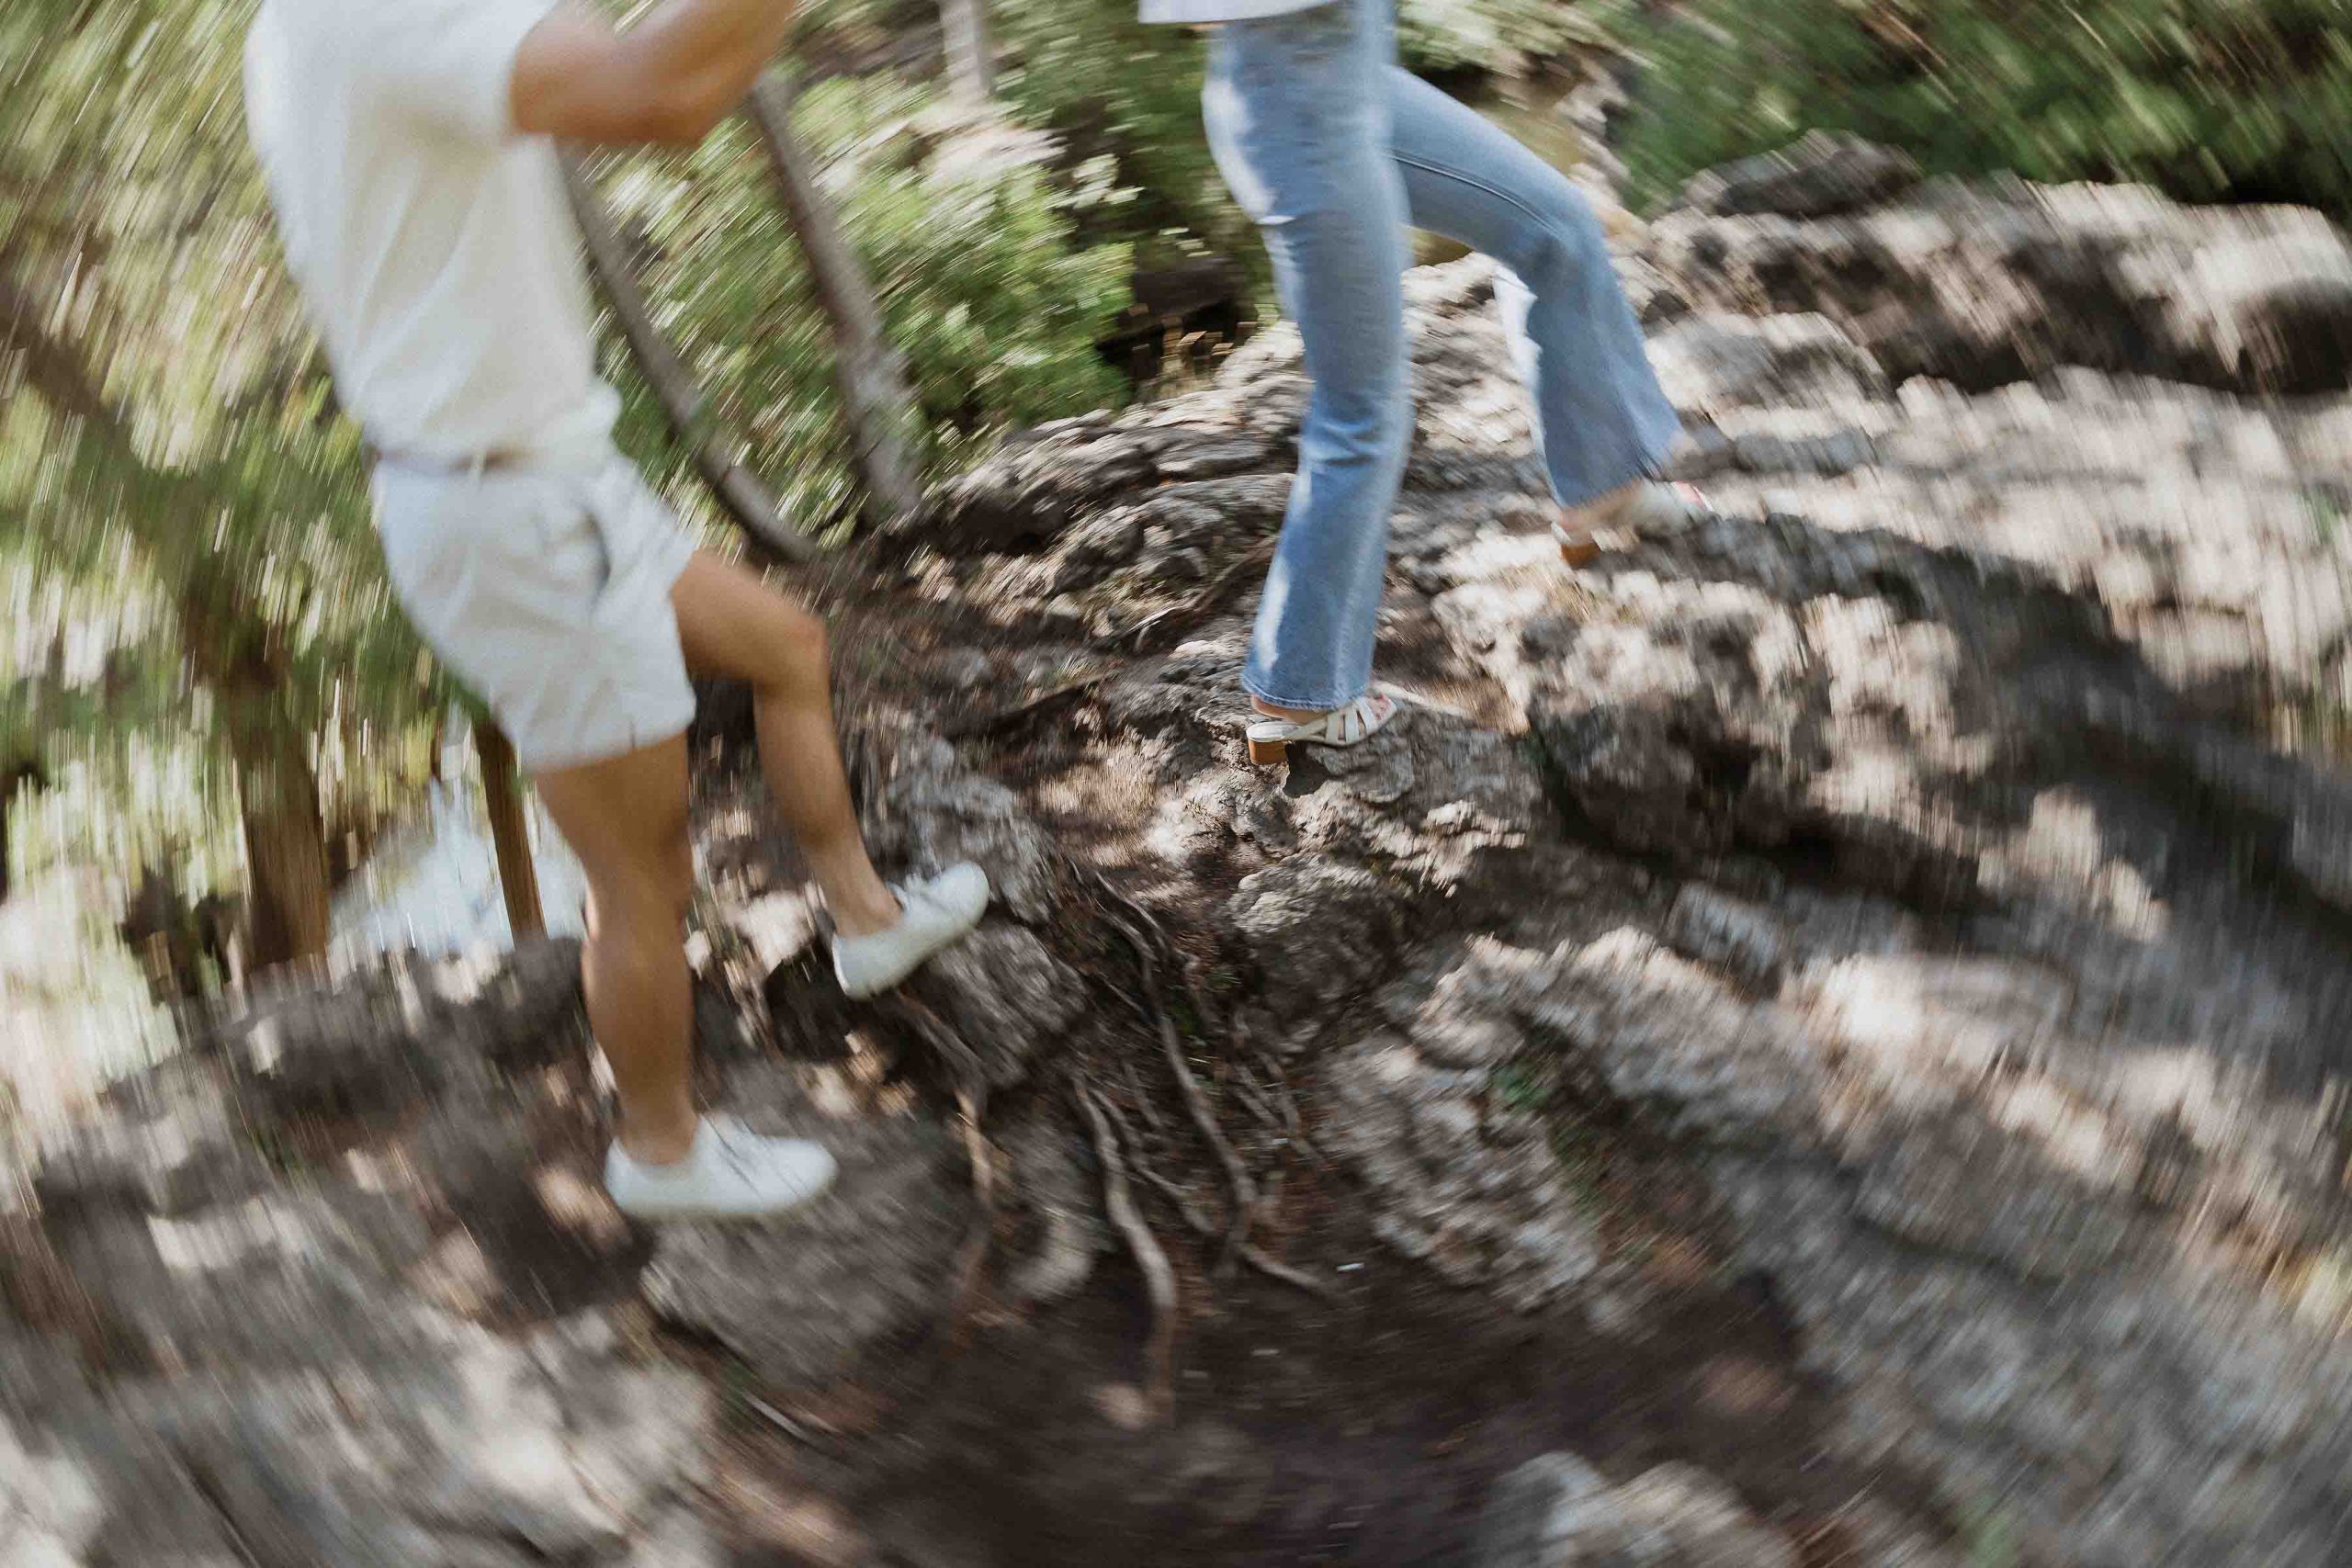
[537,736,699,1165]
[671,553,899,938]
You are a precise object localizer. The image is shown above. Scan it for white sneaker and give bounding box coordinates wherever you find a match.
[605,1115,838,1221]
[832,863,991,999]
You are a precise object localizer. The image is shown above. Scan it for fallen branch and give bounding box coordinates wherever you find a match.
[1078,1085,1176,1422]
[943,669,1117,740]
[1114,539,1277,650]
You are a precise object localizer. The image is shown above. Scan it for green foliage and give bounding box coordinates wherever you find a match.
[1608,0,2352,219]
[1398,0,1602,75]
[1490,1062,1554,1111]
[2,0,443,896]
[605,75,1132,528]
[810,79,1136,458]
[995,0,1258,270]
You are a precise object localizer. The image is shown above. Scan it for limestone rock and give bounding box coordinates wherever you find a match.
[1225,858,1407,1026]
[1478,1453,1797,1567]
[1670,130,1923,220]
[1324,1031,1600,1310]
[1653,163,2352,395]
[863,730,1058,926]
[917,922,1086,1088]
[640,1106,967,1392]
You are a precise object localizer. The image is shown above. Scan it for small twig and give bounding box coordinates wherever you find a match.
[1238,1243,1342,1302]
[943,669,1116,740]
[1230,1073,1284,1134]
[742,1393,820,1444]
[1251,1047,1303,1138]
[1114,538,1277,650]
[175,1455,266,1568]
[957,1085,998,1208]
[1078,1085,1177,1422]
[1247,1037,1323,1163]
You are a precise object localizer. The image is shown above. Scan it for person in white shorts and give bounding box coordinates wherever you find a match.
[246,0,990,1220]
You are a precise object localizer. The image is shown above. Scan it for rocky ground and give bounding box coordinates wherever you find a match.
[7,133,2352,1565]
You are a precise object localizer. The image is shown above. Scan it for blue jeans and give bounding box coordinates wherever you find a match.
[1204,0,1680,710]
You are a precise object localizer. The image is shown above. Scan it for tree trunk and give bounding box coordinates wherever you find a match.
[0,763,38,906]
[746,75,927,531]
[3,276,335,972]
[940,0,995,106]
[560,154,816,564]
[224,701,334,971]
[477,722,545,942]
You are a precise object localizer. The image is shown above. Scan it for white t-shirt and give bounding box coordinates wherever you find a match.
[244,0,619,467]
[1140,0,1324,19]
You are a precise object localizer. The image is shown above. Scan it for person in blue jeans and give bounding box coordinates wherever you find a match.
[1144,0,1695,762]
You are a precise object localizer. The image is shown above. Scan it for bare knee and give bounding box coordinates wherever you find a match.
[585,817,694,940]
[1518,198,1610,286]
[750,601,831,700]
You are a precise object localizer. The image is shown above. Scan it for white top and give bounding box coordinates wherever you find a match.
[244,0,619,467]
[1140,0,1326,23]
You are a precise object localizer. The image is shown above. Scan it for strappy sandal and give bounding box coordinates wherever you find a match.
[1246,691,1400,768]
[1553,480,1711,567]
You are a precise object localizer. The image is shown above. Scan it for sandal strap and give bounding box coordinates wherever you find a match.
[1338,694,1392,743]
[1247,693,1396,746]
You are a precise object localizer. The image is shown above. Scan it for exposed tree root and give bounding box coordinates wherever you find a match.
[1249,1043,1310,1150]
[944,1085,1000,1348]
[1076,1083,1177,1422]
[1238,1244,1340,1302]
[1118,1055,1170,1137]
[884,993,989,1095]
[1089,874,1261,1270]
[1103,1096,1222,1239]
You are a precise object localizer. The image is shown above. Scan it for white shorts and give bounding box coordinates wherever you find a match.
[372,455,699,772]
